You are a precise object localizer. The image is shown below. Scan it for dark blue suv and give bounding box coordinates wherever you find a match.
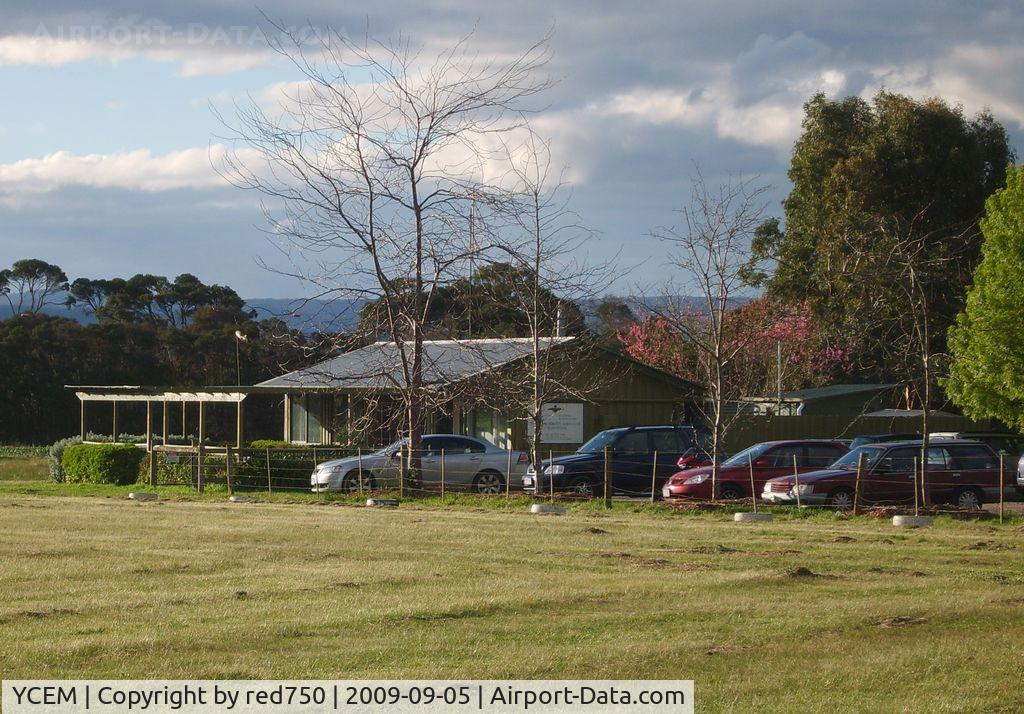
[523,425,697,497]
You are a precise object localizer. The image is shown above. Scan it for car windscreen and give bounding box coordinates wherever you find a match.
[721,442,774,467]
[829,445,885,469]
[578,429,625,453]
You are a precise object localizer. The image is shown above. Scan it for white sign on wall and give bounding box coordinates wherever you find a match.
[527,402,585,443]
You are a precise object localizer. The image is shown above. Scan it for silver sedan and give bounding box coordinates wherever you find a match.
[311,434,529,494]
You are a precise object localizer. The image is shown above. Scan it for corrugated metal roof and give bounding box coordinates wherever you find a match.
[778,383,897,401]
[257,337,576,390]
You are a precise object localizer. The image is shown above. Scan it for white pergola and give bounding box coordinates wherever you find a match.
[69,386,250,449]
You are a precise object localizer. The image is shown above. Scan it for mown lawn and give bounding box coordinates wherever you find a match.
[0,456,48,482]
[1,487,1022,712]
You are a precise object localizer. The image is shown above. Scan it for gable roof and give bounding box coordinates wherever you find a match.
[257,337,576,390]
[774,383,897,402]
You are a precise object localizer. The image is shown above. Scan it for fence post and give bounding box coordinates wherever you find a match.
[548,450,554,503]
[265,447,272,495]
[999,451,1006,524]
[853,453,863,516]
[313,448,322,502]
[440,449,446,504]
[399,448,406,499]
[603,446,612,508]
[196,443,205,494]
[650,451,658,504]
[225,446,233,495]
[148,448,157,487]
[792,454,801,509]
[505,448,513,501]
[920,454,928,510]
[357,447,364,495]
[747,453,757,513]
[913,456,920,517]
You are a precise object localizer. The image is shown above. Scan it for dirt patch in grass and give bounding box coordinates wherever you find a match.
[831,535,856,543]
[787,567,836,579]
[0,607,80,624]
[690,544,742,554]
[966,541,1012,551]
[597,551,707,570]
[584,527,609,534]
[876,615,927,628]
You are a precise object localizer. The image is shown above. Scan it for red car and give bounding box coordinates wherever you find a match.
[662,440,849,500]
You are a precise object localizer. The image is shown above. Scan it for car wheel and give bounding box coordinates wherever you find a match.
[828,488,855,510]
[719,483,743,500]
[473,470,505,495]
[955,487,982,510]
[569,476,602,498]
[341,470,372,493]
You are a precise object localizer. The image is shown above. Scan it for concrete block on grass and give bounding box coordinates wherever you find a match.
[128,492,157,501]
[366,498,399,508]
[530,504,566,515]
[229,495,258,503]
[734,512,773,522]
[892,515,933,528]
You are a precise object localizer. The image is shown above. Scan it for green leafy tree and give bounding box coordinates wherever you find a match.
[946,165,1024,427]
[748,92,1013,376]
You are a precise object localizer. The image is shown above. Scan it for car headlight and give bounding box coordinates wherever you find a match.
[544,465,565,475]
[794,484,815,495]
[526,465,536,475]
[684,473,708,484]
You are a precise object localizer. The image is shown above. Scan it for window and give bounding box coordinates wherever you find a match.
[950,445,998,470]
[421,437,443,457]
[650,430,692,453]
[288,394,323,444]
[804,444,844,468]
[875,447,916,473]
[289,396,306,442]
[615,431,649,454]
[926,446,952,470]
[765,445,802,468]
[445,437,486,454]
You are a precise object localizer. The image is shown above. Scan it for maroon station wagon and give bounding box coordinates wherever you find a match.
[762,440,1011,510]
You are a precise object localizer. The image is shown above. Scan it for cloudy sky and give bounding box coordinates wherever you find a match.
[0,1,1021,298]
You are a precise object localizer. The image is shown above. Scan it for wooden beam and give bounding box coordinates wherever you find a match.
[162,400,169,447]
[235,399,244,448]
[145,400,153,452]
[80,400,86,441]
[198,400,206,446]
[111,400,118,440]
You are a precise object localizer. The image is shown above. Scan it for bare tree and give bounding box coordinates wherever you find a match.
[646,174,771,500]
[487,131,618,478]
[218,25,550,490]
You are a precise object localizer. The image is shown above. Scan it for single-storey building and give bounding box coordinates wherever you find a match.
[739,383,900,417]
[69,336,702,452]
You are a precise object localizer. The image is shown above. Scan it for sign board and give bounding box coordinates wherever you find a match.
[527,403,585,444]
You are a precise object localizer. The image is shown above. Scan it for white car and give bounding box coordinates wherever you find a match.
[311,434,529,494]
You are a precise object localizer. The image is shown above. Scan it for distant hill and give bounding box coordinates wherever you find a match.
[1,294,749,333]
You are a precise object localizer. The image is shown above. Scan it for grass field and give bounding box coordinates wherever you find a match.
[1,470,1023,713]
[0,456,48,482]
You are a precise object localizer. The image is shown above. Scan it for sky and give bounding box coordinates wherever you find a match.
[0,1,1021,299]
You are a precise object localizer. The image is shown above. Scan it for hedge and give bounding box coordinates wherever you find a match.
[61,443,147,485]
[0,445,49,459]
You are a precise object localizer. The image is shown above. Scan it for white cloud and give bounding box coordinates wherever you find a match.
[0,33,270,77]
[0,144,254,196]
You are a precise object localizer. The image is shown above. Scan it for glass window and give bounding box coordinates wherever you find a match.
[722,442,774,467]
[649,429,693,453]
[765,445,802,468]
[951,445,999,470]
[875,447,917,473]
[289,396,306,442]
[305,394,323,444]
[446,437,486,454]
[421,437,443,457]
[926,446,951,470]
[832,445,885,469]
[579,429,627,453]
[805,444,845,468]
[615,431,649,454]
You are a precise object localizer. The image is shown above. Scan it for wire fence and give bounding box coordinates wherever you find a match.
[142,444,1019,520]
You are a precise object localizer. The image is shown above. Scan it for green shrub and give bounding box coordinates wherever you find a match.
[0,445,49,459]
[47,437,82,483]
[249,439,291,449]
[62,443,146,485]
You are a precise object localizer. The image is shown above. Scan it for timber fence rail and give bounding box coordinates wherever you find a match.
[147,444,1020,520]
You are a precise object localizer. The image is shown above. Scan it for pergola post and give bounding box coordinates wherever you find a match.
[80,399,86,442]
[235,398,244,448]
[181,401,187,440]
[162,401,169,446]
[145,400,153,452]
[111,400,118,441]
[198,400,206,446]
